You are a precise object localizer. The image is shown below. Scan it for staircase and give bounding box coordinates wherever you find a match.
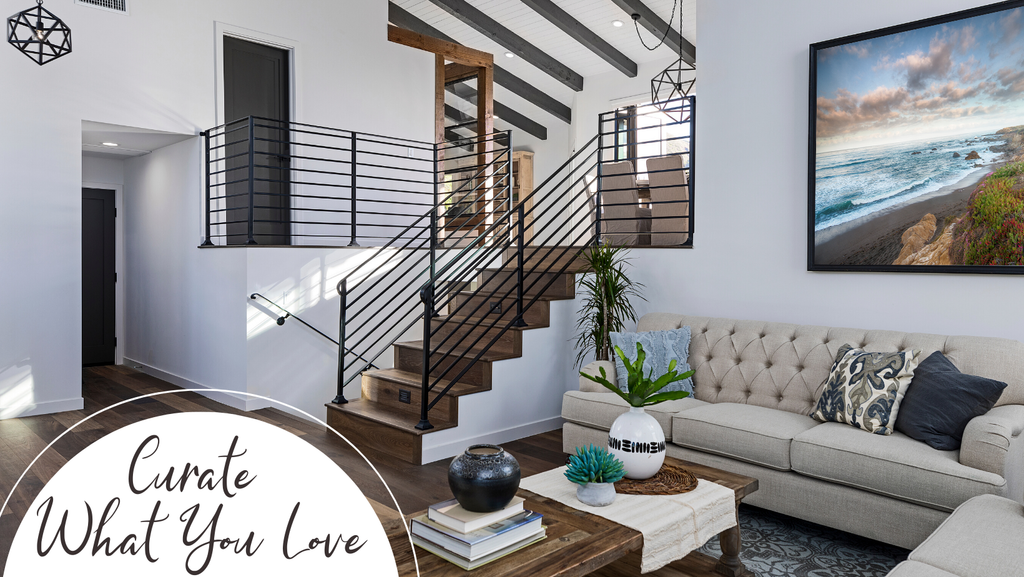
[325,246,589,464]
[210,98,696,466]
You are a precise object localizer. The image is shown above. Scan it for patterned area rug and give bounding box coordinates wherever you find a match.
[697,505,909,577]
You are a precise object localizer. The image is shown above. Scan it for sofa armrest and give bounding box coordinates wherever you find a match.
[960,405,1024,478]
[579,360,617,393]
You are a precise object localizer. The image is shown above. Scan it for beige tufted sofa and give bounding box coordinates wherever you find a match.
[562,313,1024,550]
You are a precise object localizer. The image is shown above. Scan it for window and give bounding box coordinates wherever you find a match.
[612,103,691,180]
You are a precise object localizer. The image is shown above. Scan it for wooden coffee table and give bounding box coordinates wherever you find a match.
[384,456,758,577]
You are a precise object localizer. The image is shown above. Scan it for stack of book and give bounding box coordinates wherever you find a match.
[411,496,546,570]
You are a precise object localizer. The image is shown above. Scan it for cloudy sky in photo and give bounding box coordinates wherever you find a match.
[816,7,1024,152]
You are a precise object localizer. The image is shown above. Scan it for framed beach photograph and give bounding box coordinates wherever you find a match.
[809,0,1024,273]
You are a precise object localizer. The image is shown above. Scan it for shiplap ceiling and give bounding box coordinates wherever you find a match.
[391,0,696,131]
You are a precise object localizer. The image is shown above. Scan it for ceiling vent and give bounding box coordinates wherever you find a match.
[75,0,129,15]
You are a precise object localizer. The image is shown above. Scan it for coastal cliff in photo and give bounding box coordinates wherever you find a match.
[811,6,1024,268]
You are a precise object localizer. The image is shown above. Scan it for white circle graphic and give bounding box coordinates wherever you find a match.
[5,412,399,576]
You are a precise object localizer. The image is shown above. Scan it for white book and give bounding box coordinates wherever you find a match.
[427,496,525,533]
[411,510,542,559]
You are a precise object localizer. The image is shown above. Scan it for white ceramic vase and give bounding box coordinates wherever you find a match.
[608,406,666,479]
[576,482,616,506]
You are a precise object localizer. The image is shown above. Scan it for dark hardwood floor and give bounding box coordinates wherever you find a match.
[0,365,568,572]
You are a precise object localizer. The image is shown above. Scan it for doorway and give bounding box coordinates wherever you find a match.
[82,188,116,366]
[223,36,291,245]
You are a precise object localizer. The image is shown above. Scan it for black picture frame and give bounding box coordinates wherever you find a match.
[808,0,1024,274]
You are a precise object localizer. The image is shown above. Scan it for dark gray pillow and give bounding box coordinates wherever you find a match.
[894,351,1007,450]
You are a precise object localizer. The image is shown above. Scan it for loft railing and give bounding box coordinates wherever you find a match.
[201,117,454,247]
[596,96,695,247]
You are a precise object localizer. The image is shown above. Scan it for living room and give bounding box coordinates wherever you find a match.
[3,0,1024,576]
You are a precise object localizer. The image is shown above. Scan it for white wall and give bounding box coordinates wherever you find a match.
[123,139,249,405]
[82,156,124,186]
[0,0,433,418]
[620,0,1024,344]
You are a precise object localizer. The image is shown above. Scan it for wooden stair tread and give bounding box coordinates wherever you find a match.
[363,368,488,397]
[434,315,548,331]
[391,338,520,360]
[326,399,456,435]
[455,290,567,302]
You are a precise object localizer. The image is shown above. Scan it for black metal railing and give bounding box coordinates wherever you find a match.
[596,95,694,247]
[202,117,457,247]
[326,131,515,411]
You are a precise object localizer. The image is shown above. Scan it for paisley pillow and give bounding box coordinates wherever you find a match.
[609,327,693,395]
[810,344,921,435]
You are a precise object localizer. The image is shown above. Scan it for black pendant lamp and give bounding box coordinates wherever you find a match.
[632,0,694,122]
[7,0,72,65]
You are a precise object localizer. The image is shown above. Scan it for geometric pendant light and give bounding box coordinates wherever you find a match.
[650,57,695,123]
[630,0,694,122]
[7,0,72,66]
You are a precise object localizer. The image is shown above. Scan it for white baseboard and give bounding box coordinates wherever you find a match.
[0,396,84,420]
[123,358,255,411]
[420,416,565,465]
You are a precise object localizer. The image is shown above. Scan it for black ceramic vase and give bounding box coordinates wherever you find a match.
[447,444,521,512]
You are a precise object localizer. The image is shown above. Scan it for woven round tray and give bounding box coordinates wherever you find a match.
[614,462,698,495]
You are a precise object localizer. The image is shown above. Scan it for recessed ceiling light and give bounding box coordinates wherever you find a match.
[505,52,515,58]
[612,20,624,27]
[101,142,119,147]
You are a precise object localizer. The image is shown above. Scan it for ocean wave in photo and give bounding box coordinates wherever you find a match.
[814,134,1003,232]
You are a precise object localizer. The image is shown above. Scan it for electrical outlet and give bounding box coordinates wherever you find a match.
[407,147,415,158]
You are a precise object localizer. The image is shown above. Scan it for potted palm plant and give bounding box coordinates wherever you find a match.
[580,343,694,479]
[573,245,644,368]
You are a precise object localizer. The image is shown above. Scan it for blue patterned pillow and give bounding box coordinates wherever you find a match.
[609,327,693,395]
[810,344,921,435]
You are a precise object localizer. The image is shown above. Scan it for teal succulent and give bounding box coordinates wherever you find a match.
[579,342,693,407]
[564,444,626,485]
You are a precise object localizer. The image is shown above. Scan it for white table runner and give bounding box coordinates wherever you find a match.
[520,467,736,573]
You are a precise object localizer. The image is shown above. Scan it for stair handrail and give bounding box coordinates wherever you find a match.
[249,292,379,370]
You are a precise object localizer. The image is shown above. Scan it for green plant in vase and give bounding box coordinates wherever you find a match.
[564,444,626,506]
[580,343,694,480]
[580,343,694,407]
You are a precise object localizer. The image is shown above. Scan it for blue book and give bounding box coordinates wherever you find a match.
[411,510,543,559]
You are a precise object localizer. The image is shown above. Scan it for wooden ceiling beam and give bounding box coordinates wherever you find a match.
[425,0,584,92]
[445,63,479,85]
[446,83,547,141]
[387,25,493,68]
[389,2,571,124]
[519,0,637,78]
[608,0,696,65]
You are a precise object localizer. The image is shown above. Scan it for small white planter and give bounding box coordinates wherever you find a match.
[576,482,616,506]
[609,406,666,480]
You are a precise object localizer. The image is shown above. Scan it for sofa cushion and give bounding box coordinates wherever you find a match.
[895,351,1007,450]
[908,494,1024,577]
[810,344,921,435]
[610,327,693,394]
[672,403,820,471]
[791,422,1005,512]
[561,390,707,439]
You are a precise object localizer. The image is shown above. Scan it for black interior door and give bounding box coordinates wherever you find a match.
[82,188,115,366]
[224,36,291,245]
